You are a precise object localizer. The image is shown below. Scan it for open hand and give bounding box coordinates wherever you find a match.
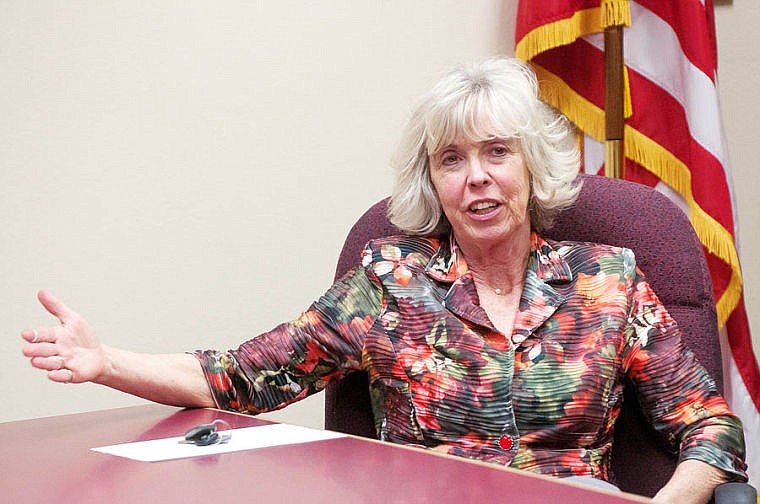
[21,290,106,384]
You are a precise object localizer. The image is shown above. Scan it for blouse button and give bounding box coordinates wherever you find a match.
[498,435,513,450]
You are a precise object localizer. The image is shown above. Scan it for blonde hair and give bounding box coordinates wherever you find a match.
[388,57,581,234]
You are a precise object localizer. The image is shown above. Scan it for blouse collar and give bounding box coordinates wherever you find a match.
[425,232,573,285]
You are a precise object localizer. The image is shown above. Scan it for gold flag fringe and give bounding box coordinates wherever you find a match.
[531,63,743,327]
[533,65,605,140]
[624,130,744,327]
[516,5,631,63]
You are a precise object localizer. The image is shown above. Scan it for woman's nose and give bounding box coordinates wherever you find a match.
[467,158,491,186]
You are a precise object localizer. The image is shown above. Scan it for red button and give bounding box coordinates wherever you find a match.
[499,435,513,450]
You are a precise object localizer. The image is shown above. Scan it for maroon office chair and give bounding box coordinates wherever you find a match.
[324,174,748,499]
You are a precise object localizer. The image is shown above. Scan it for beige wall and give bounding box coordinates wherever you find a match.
[1,2,757,429]
[715,3,760,363]
[0,1,516,427]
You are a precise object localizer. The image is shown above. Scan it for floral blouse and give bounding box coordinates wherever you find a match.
[195,233,747,482]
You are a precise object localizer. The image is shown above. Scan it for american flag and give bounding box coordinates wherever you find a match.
[516,0,759,485]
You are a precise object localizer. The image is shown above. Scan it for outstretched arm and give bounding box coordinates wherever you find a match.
[21,290,215,408]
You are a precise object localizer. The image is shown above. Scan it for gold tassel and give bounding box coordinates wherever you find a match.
[601,0,631,28]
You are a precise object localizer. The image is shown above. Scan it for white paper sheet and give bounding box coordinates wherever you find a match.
[91,423,347,462]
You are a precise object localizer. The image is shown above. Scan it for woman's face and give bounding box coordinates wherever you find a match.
[429,137,531,250]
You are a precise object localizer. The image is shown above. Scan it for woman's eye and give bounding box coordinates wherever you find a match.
[441,154,460,165]
[492,145,509,156]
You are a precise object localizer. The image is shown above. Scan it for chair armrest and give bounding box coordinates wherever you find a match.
[713,481,756,504]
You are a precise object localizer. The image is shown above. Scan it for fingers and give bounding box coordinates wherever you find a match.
[21,326,71,344]
[23,342,59,359]
[22,325,72,363]
[48,368,75,384]
[21,290,81,346]
[37,290,76,324]
[28,353,76,383]
[21,326,59,345]
[30,355,66,371]
[20,329,39,344]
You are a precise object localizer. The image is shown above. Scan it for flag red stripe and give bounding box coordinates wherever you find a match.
[727,302,760,411]
[515,0,600,42]
[705,250,733,311]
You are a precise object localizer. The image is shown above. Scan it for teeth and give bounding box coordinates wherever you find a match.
[470,202,498,211]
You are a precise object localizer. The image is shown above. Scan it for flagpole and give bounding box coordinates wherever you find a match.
[604,24,625,179]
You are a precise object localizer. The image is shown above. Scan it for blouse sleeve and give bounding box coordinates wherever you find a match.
[621,254,748,482]
[194,265,383,414]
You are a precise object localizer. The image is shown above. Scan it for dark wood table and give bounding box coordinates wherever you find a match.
[0,404,649,503]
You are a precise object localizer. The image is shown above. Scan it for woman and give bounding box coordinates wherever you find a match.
[21,58,746,502]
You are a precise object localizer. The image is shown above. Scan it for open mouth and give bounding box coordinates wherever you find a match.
[469,201,500,215]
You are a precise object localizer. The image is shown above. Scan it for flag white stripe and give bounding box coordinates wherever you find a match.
[654,181,691,217]
[583,135,604,174]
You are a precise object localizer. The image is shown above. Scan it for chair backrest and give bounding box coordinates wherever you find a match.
[325,174,722,497]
